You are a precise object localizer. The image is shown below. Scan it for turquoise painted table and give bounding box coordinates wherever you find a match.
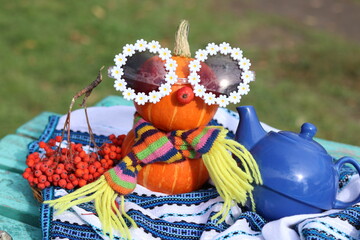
[0,95,359,240]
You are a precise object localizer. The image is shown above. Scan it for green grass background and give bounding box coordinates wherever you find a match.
[1,0,359,146]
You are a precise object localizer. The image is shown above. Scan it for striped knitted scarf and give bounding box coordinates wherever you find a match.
[46,114,262,239]
[104,113,223,195]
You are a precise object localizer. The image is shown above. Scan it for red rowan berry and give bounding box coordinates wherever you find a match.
[70,143,76,150]
[79,151,86,159]
[60,155,67,162]
[88,174,94,182]
[35,163,42,170]
[66,183,74,190]
[72,179,79,186]
[55,136,62,142]
[22,172,30,179]
[76,162,87,170]
[103,147,111,155]
[45,149,54,156]
[89,156,96,164]
[110,145,117,152]
[102,162,109,169]
[40,163,49,172]
[75,169,84,177]
[78,179,87,187]
[58,179,67,188]
[37,183,46,190]
[38,175,47,183]
[74,156,82,164]
[82,155,90,162]
[65,163,73,171]
[33,156,40,163]
[82,174,89,181]
[27,153,35,160]
[48,139,56,147]
[34,169,42,177]
[107,160,114,166]
[55,167,63,174]
[57,163,64,169]
[75,143,83,152]
[60,172,68,179]
[52,174,60,182]
[45,168,54,176]
[26,159,35,167]
[109,152,117,160]
[89,165,97,174]
[39,141,47,149]
[68,174,76,181]
[47,159,54,166]
[28,176,34,183]
[93,161,101,168]
[116,147,121,154]
[61,148,68,155]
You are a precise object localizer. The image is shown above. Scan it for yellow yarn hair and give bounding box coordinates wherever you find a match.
[202,127,262,223]
[44,176,136,239]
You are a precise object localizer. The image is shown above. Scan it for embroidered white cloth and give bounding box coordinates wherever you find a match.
[38,105,360,240]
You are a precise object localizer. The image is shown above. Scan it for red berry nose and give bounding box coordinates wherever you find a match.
[176,86,194,104]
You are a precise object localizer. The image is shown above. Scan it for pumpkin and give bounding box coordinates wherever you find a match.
[121,129,210,194]
[122,20,218,194]
[135,55,218,132]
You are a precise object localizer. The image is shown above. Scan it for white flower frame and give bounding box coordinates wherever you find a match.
[111,40,255,107]
[189,42,254,107]
[111,39,176,105]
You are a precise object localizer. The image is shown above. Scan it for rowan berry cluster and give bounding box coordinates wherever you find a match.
[22,134,125,190]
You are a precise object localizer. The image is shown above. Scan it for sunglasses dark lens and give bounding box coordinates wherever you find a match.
[123,51,167,94]
[198,54,243,96]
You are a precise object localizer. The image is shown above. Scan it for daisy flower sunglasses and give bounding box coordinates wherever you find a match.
[108,39,254,107]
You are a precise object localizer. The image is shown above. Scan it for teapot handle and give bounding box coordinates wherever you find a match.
[333,156,360,209]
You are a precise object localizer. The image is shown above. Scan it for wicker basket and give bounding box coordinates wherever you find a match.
[31,186,43,202]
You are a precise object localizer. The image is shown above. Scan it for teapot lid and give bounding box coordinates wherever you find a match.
[278,123,328,154]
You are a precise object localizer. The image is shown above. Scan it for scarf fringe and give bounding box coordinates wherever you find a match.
[202,129,262,223]
[44,175,136,240]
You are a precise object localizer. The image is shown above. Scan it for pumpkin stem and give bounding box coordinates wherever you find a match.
[173,20,191,57]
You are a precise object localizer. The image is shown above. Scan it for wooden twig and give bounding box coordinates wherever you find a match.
[60,66,104,156]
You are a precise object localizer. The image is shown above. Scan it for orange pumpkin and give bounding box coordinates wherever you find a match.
[122,20,218,194]
[121,129,210,194]
[135,56,218,132]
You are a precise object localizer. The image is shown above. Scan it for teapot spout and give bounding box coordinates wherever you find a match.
[235,106,267,150]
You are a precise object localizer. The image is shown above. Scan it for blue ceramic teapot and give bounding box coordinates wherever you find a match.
[235,105,360,221]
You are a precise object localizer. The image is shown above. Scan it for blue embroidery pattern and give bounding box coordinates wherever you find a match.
[237,211,266,232]
[328,204,360,230]
[126,188,219,209]
[300,220,357,240]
